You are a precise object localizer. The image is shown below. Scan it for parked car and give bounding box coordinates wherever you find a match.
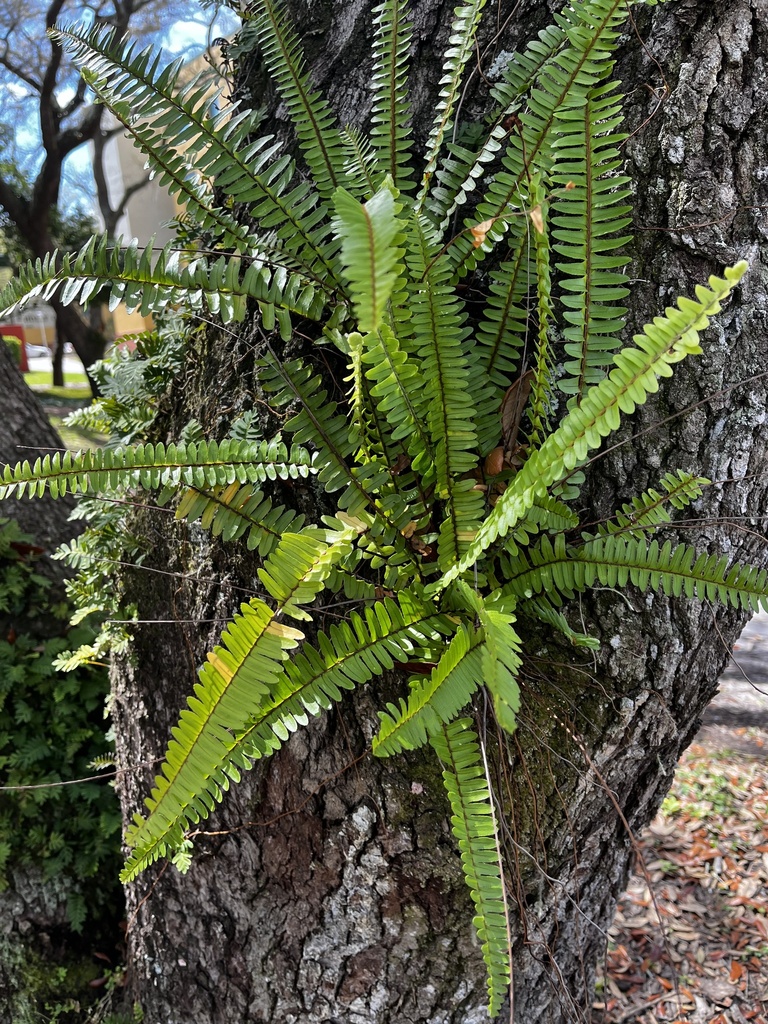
[25,343,50,359]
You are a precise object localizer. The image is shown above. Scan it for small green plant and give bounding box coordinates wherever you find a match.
[0,0,761,1013]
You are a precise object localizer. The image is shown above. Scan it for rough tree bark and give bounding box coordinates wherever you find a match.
[0,340,78,569]
[111,2,768,1022]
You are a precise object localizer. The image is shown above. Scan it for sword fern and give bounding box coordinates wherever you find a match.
[0,0,748,1015]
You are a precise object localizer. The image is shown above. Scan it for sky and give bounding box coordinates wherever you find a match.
[4,3,240,214]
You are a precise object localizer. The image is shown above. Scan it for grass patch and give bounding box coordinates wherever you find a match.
[27,379,92,402]
[23,372,104,450]
[48,415,106,452]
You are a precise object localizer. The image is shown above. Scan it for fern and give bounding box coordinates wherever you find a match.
[447,0,632,276]
[591,470,710,540]
[373,623,483,756]
[417,0,488,207]
[477,602,522,735]
[333,181,405,334]
[526,175,555,448]
[244,0,348,200]
[437,261,748,591]
[0,236,329,330]
[236,593,450,761]
[360,324,434,476]
[173,483,305,556]
[502,532,768,614]
[0,2,756,1015]
[404,216,485,570]
[370,0,415,191]
[427,17,567,229]
[53,22,342,289]
[551,81,632,398]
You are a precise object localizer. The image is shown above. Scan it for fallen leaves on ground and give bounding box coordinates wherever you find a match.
[595,728,768,1024]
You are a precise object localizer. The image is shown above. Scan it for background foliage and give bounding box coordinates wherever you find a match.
[0,517,121,933]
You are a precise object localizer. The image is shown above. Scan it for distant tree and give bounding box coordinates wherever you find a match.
[0,0,231,390]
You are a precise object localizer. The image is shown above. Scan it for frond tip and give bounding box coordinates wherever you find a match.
[333,180,404,333]
[431,718,511,1017]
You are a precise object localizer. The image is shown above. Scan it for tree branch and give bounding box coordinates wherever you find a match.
[56,104,105,160]
[60,76,89,119]
[0,46,43,93]
[92,125,151,236]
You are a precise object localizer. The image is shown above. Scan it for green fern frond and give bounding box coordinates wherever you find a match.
[436,261,748,590]
[488,19,567,112]
[173,482,305,556]
[245,0,348,200]
[370,0,415,191]
[526,177,554,447]
[346,331,384,467]
[551,82,631,398]
[593,470,710,540]
[259,352,376,511]
[236,592,451,761]
[0,235,329,330]
[53,22,340,284]
[430,718,511,1017]
[475,220,531,391]
[448,0,630,276]
[470,220,531,454]
[53,22,251,252]
[260,353,424,574]
[340,125,379,197]
[478,603,522,734]
[259,523,361,619]
[121,606,298,881]
[524,596,600,648]
[417,0,488,207]
[333,181,405,334]
[121,525,357,882]
[405,216,484,569]
[0,438,314,500]
[348,342,431,538]
[360,324,435,479]
[504,532,768,614]
[428,17,567,229]
[372,623,482,756]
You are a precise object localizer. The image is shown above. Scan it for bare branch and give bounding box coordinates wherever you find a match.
[0,43,43,93]
[60,75,89,119]
[91,124,151,236]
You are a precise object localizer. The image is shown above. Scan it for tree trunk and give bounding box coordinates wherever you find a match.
[112,2,768,1022]
[0,339,78,566]
[52,332,65,387]
[48,298,106,396]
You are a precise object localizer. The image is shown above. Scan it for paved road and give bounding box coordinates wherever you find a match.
[706,611,768,728]
[26,353,85,378]
[721,612,768,686]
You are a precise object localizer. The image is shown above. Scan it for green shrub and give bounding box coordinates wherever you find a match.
[0,517,121,932]
[2,334,21,367]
